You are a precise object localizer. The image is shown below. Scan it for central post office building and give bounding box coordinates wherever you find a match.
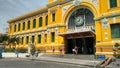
[7,0,120,57]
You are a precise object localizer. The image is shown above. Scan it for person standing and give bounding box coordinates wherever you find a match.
[59,47,63,56]
[52,47,55,53]
[74,46,78,55]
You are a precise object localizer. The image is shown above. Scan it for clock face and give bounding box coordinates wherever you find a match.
[74,16,84,26]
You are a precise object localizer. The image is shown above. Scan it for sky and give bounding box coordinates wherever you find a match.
[0,0,48,33]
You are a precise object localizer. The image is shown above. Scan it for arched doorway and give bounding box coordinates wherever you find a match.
[63,8,95,54]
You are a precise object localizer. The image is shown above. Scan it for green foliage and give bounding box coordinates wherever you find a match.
[30,44,36,55]
[4,48,15,52]
[113,43,120,59]
[17,48,27,53]
[8,37,20,45]
[0,35,20,47]
[0,35,9,43]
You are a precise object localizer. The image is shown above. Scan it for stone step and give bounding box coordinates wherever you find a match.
[42,54,95,60]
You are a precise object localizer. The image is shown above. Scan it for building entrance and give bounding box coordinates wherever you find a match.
[61,7,96,55]
[66,37,95,54]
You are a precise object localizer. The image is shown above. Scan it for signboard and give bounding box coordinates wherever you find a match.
[98,55,106,60]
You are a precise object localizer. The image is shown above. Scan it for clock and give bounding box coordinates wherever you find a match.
[74,16,84,26]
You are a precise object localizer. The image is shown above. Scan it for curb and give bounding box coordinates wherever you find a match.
[30,57,95,67]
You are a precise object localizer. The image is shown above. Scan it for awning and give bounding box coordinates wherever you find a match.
[59,31,95,38]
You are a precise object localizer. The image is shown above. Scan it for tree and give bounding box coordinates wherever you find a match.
[113,43,120,59]
[8,37,20,48]
[0,35,10,44]
[0,35,20,48]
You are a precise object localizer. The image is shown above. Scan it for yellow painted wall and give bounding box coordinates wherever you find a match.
[7,0,120,57]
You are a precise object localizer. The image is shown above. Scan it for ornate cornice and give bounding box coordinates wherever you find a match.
[7,6,48,23]
[95,10,120,21]
[47,0,72,8]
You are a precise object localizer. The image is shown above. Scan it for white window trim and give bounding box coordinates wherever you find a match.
[51,11,56,22]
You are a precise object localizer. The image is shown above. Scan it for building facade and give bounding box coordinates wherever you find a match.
[7,0,120,57]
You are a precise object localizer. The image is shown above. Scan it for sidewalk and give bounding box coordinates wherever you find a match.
[31,55,115,68]
[2,53,114,68]
[34,56,99,67]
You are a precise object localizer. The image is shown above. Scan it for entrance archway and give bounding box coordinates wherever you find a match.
[60,8,96,55]
[67,8,95,30]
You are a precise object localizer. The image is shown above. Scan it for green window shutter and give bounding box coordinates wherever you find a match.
[38,35,41,43]
[111,24,120,38]
[18,23,20,31]
[14,25,16,32]
[32,36,35,44]
[26,36,29,44]
[22,37,24,44]
[33,19,36,28]
[51,32,55,42]
[52,13,55,22]
[28,21,30,29]
[23,22,25,30]
[46,15,48,25]
[110,0,117,8]
[39,17,42,27]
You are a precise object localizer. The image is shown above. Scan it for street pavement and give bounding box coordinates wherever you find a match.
[2,53,99,66]
[1,53,117,68]
[0,58,94,68]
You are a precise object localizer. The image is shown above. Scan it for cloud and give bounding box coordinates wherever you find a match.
[0,0,47,33]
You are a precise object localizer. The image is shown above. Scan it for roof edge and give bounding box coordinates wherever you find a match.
[7,6,48,23]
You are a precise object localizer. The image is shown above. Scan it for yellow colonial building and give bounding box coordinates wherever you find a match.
[7,0,120,58]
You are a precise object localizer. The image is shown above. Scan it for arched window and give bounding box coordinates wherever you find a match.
[38,35,41,44]
[51,32,55,42]
[52,13,56,22]
[68,8,94,30]
[23,22,25,30]
[26,36,29,44]
[14,24,16,32]
[39,17,42,27]
[18,23,21,31]
[32,36,35,44]
[22,37,24,45]
[46,15,48,25]
[33,19,36,28]
[28,21,30,29]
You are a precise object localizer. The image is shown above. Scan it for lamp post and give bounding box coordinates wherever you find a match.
[28,42,32,55]
[28,37,34,56]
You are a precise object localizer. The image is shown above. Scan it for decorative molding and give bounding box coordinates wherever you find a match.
[47,28,50,35]
[41,32,44,37]
[96,52,114,55]
[62,4,72,19]
[91,0,98,6]
[104,37,108,40]
[102,18,109,28]
[72,0,82,6]
[55,27,58,34]
[112,40,120,43]
[96,46,113,48]
[104,32,108,35]
[113,17,116,23]
[57,5,61,8]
